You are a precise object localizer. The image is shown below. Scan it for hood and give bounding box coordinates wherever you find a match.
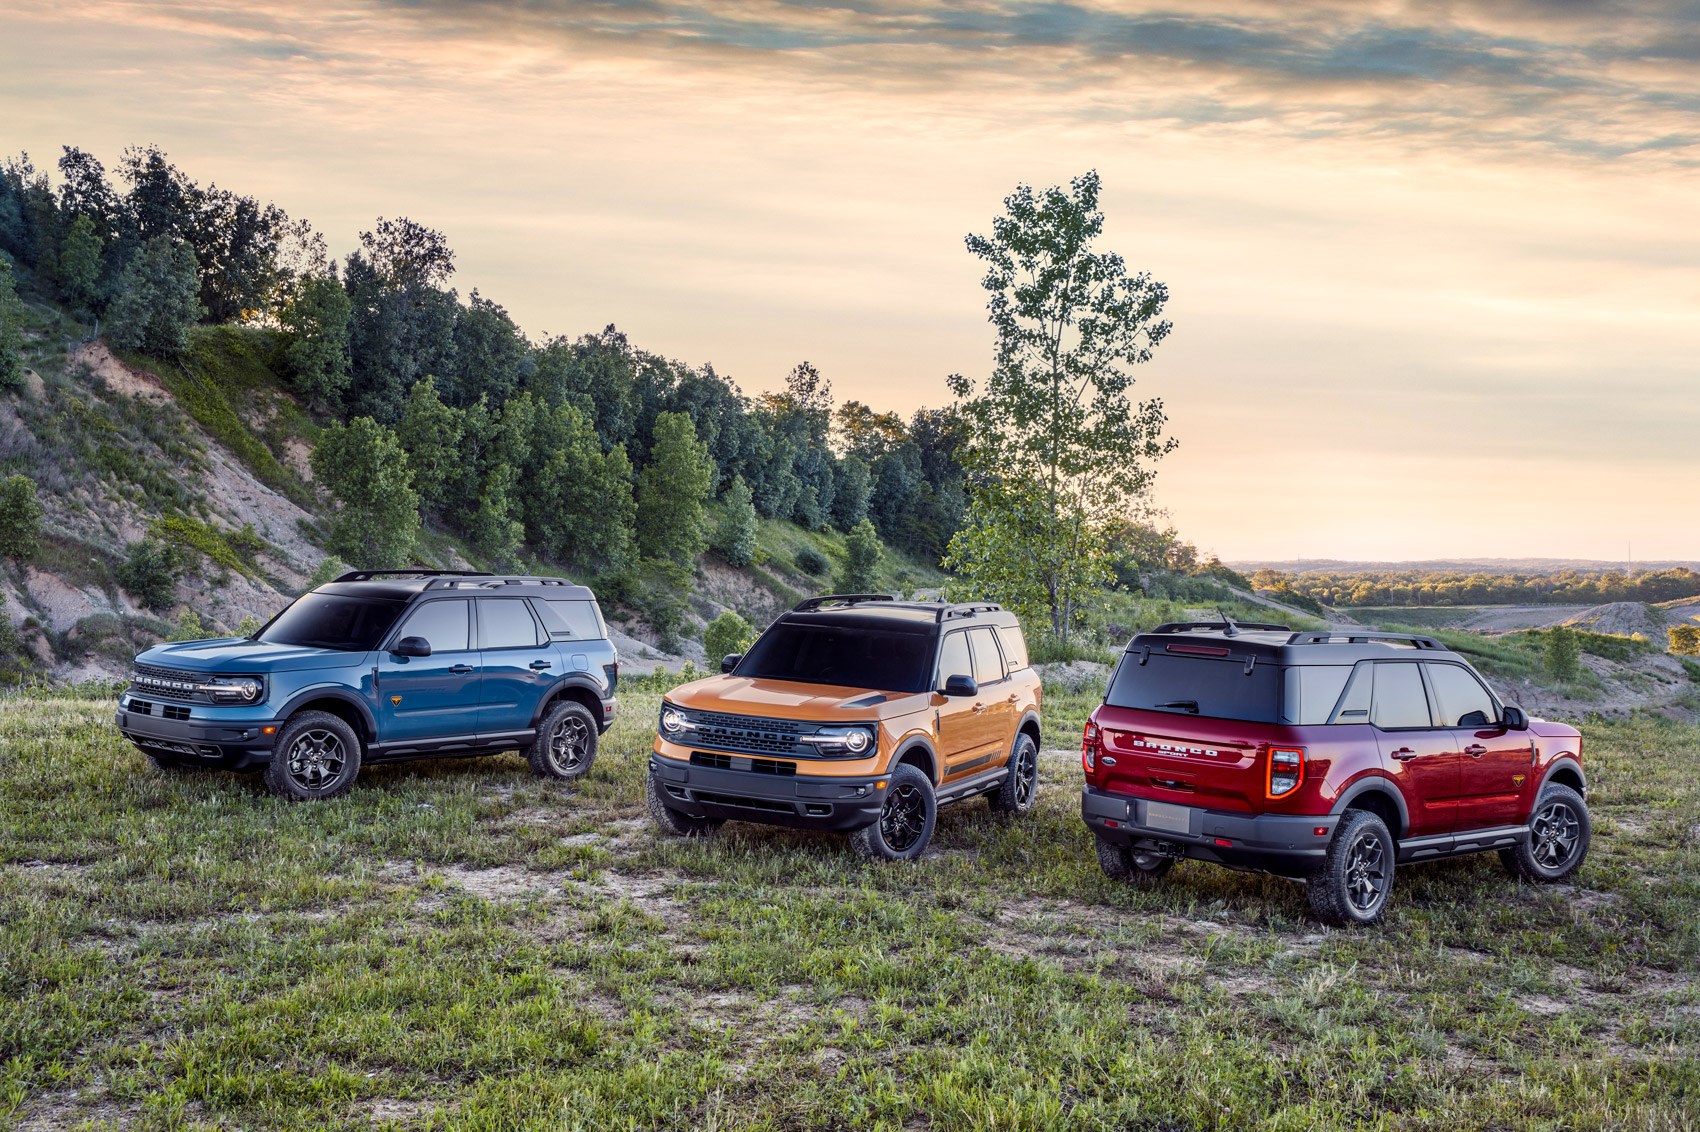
[135,638,368,674]
[666,676,928,721]
[1529,719,1582,740]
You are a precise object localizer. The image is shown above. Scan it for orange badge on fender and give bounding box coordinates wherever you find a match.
[1512,774,1525,787]
[391,696,402,705]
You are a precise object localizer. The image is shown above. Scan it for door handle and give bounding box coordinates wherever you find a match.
[1464,744,1487,757]
[448,664,473,674]
[972,703,987,714]
[529,660,553,670]
[1390,747,1419,761]
[1006,693,1019,704]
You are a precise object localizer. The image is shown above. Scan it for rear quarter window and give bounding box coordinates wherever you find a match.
[536,598,607,642]
[1281,665,1353,724]
[995,625,1029,672]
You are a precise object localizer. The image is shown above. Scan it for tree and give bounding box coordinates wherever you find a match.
[0,474,42,561]
[529,403,636,573]
[830,456,871,530]
[58,214,104,315]
[1544,626,1581,682]
[278,272,352,409]
[1669,625,1700,657]
[106,236,201,355]
[310,417,421,569]
[0,258,25,392]
[636,411,713,568]
[838,519,883,594]
[944,171,1174,642]
[703,610,755,663]
[712,475,758,568]
[116,537,181,611]
[395,375,463,512]
[445,290,527,407]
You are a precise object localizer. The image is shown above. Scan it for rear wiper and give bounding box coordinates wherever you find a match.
[1155,700,1200,714]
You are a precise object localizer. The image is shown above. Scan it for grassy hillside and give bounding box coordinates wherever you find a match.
[2,690,1695,1129]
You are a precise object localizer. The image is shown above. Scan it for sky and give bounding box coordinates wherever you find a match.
[5,0,1699,562]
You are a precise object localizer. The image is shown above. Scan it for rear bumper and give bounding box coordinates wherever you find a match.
[1081,786,1337,877]
[599,697,617,733]
[115,705,280,768]
[649,754,885,832]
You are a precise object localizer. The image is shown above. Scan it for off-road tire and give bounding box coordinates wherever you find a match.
[1307,809,1396,926]
[849,763,937,861]
[526,700,598,782]
[262,710,362,802]
[988,732,1039,816]
[1499,783,1590,883]
[646,773,723,837]
[1096,837,1175,887]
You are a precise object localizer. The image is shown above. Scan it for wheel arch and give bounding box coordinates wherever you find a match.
[1330,776,1410,839]
[1016,710,1042,752]
[532,678,605,729]
[888,736,938,784]
[277,688,377,745]
[1539,756,1586,798]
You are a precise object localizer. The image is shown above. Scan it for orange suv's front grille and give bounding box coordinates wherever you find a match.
[689,711,810,757]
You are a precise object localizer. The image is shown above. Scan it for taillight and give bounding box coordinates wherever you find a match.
[1267,746,1305,798]
[1082,721,1100,773]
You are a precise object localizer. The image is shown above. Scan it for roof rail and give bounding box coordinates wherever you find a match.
[1287,631,1447,650]
[333,569,493,583]
[1151,620,1292,634]
[792,593,896,612]
[939,602,1003,621]
[424,575,575,590]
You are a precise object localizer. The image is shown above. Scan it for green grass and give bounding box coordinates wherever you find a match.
[2,691,1696,1129]
[751,519,949,598]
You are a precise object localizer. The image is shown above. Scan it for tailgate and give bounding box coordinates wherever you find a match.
[1094,706,1280,814]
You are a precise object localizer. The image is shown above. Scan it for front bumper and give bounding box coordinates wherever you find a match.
[649,753,886,832]
[115,698,280,768]
[1081,786,1338,878]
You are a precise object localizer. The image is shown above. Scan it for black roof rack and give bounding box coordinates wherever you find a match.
[1287,631,1447,650]
[792,594,896,612]
[425,575,576,590]
[939,602,1003,621]
[333,569,493,583]
[1152,620,1292,634]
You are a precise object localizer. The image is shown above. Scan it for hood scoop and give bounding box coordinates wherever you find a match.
[839,692,890,709]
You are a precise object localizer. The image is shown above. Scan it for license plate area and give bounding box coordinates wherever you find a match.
[1143,800,1194,834]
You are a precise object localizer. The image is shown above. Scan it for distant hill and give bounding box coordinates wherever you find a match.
[1230,558,1700,575]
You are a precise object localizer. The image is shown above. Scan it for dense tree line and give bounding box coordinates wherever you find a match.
[1252,567,1700,608]
[1,145,970,623]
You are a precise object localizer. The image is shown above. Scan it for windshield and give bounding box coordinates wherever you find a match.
[735,621,934,692]
[257,593,408,652]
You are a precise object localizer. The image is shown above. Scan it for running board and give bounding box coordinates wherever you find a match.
[1397,825,1528,863]
[934,766,1009,805]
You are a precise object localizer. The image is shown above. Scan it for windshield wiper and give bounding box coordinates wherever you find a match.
[1155,700,1200,714]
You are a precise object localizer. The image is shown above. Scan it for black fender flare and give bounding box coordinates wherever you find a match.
[1015,709,1043,749]
[529,675,609,728]
[274,686,379,742]
[886,735,940,784]
[1328,776,1412,838]
[1537,755,1587,797]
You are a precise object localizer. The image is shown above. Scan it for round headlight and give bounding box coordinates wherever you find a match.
[660,709,685,734]
[845,729,871,753]
[233,679,261,701]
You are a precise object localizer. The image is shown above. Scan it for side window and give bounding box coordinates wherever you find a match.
[967,627,1005,685]
[397,599,469,653]
[996,625,1029,673]
[479,598,542,649]
[536,599,604,641]
[1329,663,1373,723]
[936,631,972,686]
[1370,662,1433,729]
[1426,663,1497,727]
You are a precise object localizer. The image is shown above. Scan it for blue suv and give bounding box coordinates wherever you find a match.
[115,570,619,800]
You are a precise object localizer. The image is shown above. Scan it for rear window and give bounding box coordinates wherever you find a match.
[1105,652,1281,723]
[536,598,606,641]
[736,621,934,692]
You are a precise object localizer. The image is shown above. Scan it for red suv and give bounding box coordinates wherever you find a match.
[1080,620,1590,925]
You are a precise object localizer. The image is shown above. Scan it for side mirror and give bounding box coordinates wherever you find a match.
[721,653,742,674]
[393,636,431,658]
[942,674,978,697]
[1501,705,1528,731]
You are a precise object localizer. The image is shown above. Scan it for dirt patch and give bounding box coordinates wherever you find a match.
[1561,602,1668,640]
[72,341,169,402]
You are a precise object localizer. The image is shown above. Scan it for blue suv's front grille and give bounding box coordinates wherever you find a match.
[131,664,214,703]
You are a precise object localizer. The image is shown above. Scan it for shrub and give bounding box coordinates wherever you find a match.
[116,538,182,611]
[1544,625,1581,682]
[1670,624,1700,658]
[0,473,42,562]
[795,546,829,577]
[167,608,208,642]
[703,610,755,665]
[307,556,351,588]
[712,476,758,568]
[836,519,883,593]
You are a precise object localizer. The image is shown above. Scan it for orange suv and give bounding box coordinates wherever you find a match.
[648,595,1043,859]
